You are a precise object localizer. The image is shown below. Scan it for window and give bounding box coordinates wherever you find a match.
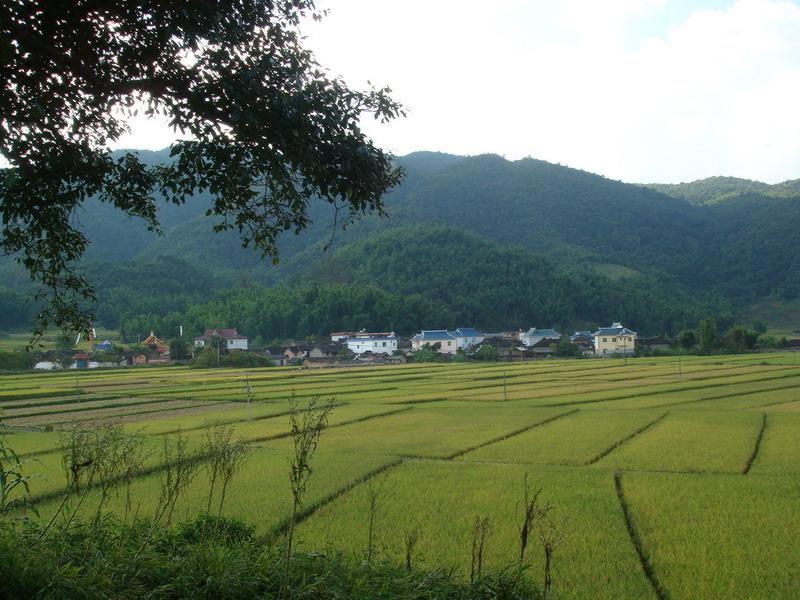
[612,337,617,342]
[603,338,607,342]
[382,341,387,347]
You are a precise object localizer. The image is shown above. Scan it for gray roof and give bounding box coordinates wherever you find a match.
[522,328,561,338]
[593,325,636,336]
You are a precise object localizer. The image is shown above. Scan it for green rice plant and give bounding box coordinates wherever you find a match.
[622,471,800,599]
[748,413,800,474]
[593,410,763,473]
[457,409,661,466]
[297,462,653,600]
[264,406,569,458]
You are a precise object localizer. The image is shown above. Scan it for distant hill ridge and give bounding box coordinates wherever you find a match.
[643,175,800,205]
[2,149,800,333]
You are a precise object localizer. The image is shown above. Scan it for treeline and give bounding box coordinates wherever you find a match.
[676,318,787,354]
[118,227,728,343]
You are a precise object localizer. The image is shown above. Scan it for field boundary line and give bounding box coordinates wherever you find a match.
[651,382,800,409]
[446,364,795,402]
[41,401,231,428]
[614,472,670,600]
[25,407,413,506]
[536,370,800,409]
[152,401,351,436]
[387,397,448,405]
[445,409,580,460]
[272,458,404,536]
[2,396,181,420]
[245,406,414,445]
[746,397,800,410]
[742,413,767,475]
[0,392,130,411]
[584,411,670,466]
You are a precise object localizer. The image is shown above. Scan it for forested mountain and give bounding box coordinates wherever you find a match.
[1,149,798,337]
[119,227,723,343]
[646,176,800,205]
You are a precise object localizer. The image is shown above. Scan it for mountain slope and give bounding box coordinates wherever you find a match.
[2,149,799,333]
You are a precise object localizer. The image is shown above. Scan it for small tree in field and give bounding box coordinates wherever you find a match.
[283,396,335,590]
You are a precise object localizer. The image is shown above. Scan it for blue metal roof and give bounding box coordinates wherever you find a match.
[413,330,456,341]
[454,327,482,337]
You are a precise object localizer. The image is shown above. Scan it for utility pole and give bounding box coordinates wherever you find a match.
[678,353,682,378]
[503,371,508,401]
[623,337,628,366]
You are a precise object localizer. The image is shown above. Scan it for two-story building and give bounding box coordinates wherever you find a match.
[343,333,398,356]
[194,328,249,351]
[451,327,485,350]
[593,322,636,356]
[410,330,458,354]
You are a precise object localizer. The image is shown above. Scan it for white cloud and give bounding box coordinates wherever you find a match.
[109,0,800,183]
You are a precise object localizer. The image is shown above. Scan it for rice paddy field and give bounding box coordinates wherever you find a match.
[2,353,799,599]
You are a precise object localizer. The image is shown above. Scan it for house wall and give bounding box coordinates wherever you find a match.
[346,338,397,355]
[226,338,248,351]
[411,337,458,354]
[455,335,485,350]
[594,334,636,356]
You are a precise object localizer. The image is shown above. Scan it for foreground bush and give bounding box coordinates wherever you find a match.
[0,515,541,599]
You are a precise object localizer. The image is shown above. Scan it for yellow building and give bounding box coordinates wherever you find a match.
[592,322,636,356]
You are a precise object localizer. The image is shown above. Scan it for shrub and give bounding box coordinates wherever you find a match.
[0,351,36,371]
[0,517,541,599]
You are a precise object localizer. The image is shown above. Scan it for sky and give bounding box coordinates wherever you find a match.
[113,0,800,184]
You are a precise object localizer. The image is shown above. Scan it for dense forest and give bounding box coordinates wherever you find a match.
[1,150,797,339]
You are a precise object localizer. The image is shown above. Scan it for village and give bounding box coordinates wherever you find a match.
[33,322,679,370]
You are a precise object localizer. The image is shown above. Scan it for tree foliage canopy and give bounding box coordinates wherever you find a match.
[0,0,403,338]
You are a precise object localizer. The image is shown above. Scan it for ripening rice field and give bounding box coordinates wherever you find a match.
[1,353,799,599]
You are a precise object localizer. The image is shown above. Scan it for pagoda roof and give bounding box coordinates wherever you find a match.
[142,331,164,346]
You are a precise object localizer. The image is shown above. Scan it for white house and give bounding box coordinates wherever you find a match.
[410,330,458,354]
[592,322,636,356]
[451,327,485,350]
[520,328,561,347]
[194,328,249,351]
[344,333,398,355]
